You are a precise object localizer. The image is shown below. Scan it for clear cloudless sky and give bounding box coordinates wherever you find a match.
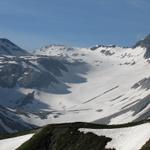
[0,0,150,50]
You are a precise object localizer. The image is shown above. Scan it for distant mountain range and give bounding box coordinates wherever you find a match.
[0,35,150,150]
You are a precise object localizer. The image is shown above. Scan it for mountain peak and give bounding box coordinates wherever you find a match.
[133,34,150,59]
[134,34,150,48]
[35,44,74,56]
[0,38,29,56]
[90,44,117,50]
[0,38,15,41]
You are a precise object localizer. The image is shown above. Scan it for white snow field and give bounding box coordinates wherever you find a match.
[0,45,150,127]
[0,134,33,150]
[29,46,150,125]
[0,45,150,150]
[80,123,150,150]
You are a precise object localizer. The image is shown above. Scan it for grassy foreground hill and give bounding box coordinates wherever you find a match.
[16,124,113,150]
[14,120,150,150]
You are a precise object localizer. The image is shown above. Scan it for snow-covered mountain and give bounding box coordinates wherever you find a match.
[35,44,75,57]
[0,38,29,56]
[0,36,150,134]
[134,34,150,58]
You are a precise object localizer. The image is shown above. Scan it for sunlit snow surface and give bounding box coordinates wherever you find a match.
[80,123,150,150]
[31,46,150,125]
[0,45,150,150]
[0,46,150,127]
[0,134,33,150]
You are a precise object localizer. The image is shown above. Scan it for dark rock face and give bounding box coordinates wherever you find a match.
[17,91,35,107]
[91,45,116,50]
[0,55,88,94]
[132,77,150,90]
[0,105,34,133]
[140,139,150,150]
[144,47,150,59]
[0,38,28,56]
[134,34,150,59]
[101,50,115,56]
[0,63,24,88]
[17,123,114,150]
[38,58,68,76]
[134,35,150,48]
[0,57,69,89]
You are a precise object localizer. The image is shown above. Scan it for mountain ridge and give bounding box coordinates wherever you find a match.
[0,35,150,150]
[0,38,29,56]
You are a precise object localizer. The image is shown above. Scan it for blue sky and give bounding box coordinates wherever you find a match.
[0,0,150,50]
